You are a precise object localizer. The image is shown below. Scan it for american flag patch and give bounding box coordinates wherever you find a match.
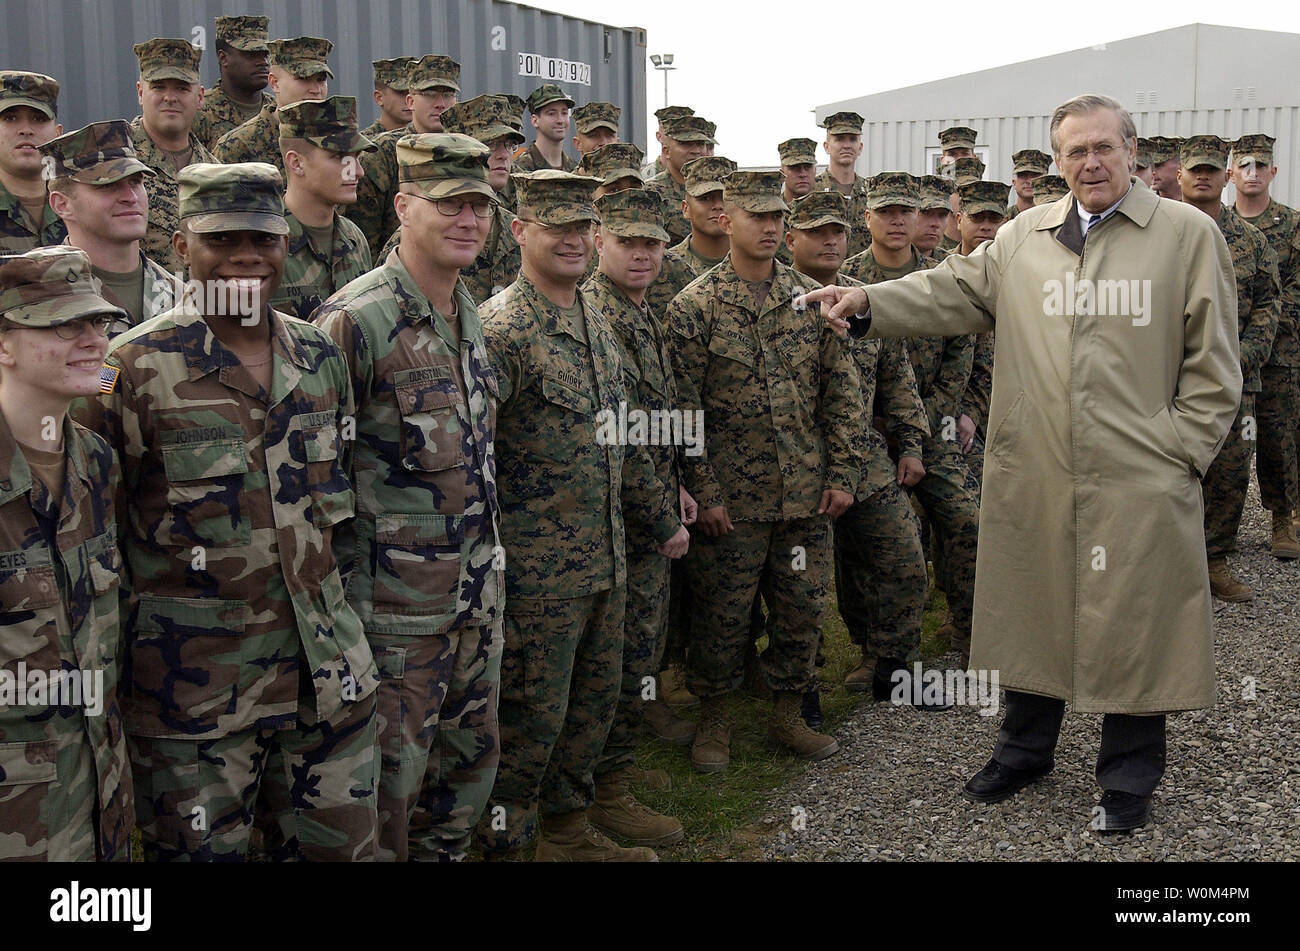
[98,365,120,394]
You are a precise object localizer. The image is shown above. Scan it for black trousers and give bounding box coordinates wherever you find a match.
[992,690,1167,797]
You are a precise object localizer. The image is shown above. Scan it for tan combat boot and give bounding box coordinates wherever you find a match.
[643,698,696,746]
[534,810,657,862]
[589,769,685,847]
[1271,511,1299,559]
[1208,558,1254,602]
[691,696,731,773]
[768,691,840,760]
[844,648,873,693]
[658,664,699,709]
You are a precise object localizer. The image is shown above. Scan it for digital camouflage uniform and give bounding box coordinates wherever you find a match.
[815,169,870,258]
[649,115,716,247]
[192,15,274,150]
[313,135,505,862]
[1004,149,1051,222]
[670,235,724,277]
[0,71,67,252]
[0,247,132,861]
[644,247,696,322]
[668,172,863,700]
[476,172,680,853]
[75,164,380,862]
[664,154,734,278]
[360,57,415,140]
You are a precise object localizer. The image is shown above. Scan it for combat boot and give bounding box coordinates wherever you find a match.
[844,648,874,692]
[659,664,698,709]
[1271,511,1299,560]
[768,691,840,760]
[534,810,658,862]
[1208,558,1253,602]
[589,769,685,847]
[643,698,696,746]
[691,696,731,773]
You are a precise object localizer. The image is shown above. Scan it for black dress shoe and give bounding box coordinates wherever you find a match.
[961,757,1054,803]
[872,661,953,711]
[801,687,823,729]
[1094,790,1152,833]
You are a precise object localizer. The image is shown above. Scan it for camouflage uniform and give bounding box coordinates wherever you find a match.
[211,101,282,174]
[1032,175,1070,206]
[128,118,215,274]
[668,173,863,699]
[664,155,734,278]
[512,145,577,174]
[670,235,723,277]
[192,15,274,149]
[649,115,716,247]
[0,72,67,252]
[814,170,870,258]
[0,248,133,861]
[97,251,181,338]
[74,164,380,862]
[644,247,696,322]
[360,57,415,140]
[1005,149,1050,222]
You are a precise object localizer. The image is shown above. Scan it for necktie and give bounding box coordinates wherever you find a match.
[1087,213,1102,234]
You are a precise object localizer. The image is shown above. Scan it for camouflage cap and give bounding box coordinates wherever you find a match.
[683,155,737,197]
[1032,174,1070,205]
[1180,134,1228,171]
[397,133,495,202]
[573,101,620,135]
[778,137,818,167]
[1012,149,1051,175]
[0,71,59,120]
[440,95,525,147]
[39,120,155,186]
[1147,136,1180,164]
[512,169,599,226]
[133,38,202,84]
[595,188,668,241]
[501,94,527,131]
[865,171,919,210]
[373,57,417,91]
[0,247,128,328]
[951,155,986,186]
[723,170,787,214]
[939,125,978,151]
[526,83,575,113]
[1134,137,1154,169]
[654,105,693,123]
[1233,133,1276,167]
[178,162,288,235]
[663,115,716,144]
[268,36,333,79]
[918,174,954,211]
[215,15,270,52]
[278,97,376,154]
[789,189,851,230]
[581,142,644,186]
[409,54,459,93]
[958,179,1011,217]
[822,111,864,135]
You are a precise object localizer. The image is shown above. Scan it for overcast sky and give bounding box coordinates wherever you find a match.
[536,0,1300,167]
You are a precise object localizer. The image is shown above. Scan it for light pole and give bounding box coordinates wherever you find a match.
[649,53,675,109]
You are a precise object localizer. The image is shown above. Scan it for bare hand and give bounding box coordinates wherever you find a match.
[794,285,869,336]
[657,525,690,559]
[679,486,698,526]
[897,456,925,487]
[697,505,734,537]
[958,414,976,453]
[818,488,854,519]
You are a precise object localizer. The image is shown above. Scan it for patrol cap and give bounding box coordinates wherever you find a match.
[655,105,693,123]
[178,162,288,235]
[1032,174,1070,205]
[581,142,644,186]
[527,83,575,112]
[683,155,737,197]
[918,174,954,211]
[959,179,1011,217]
[512,169,600,226]
[778,137,818,167]
[501,94,527,131]
[789,189,851,230]
[1134,137,1154,169]
[1147,136,1180,164]
[134,38,202,84]
[397,133,495,202]
[865,171,919,210]
[1012,149,1051,175]
[723,170,787,213]
[409,54,459,93]
[595,188,669,241]
[822,111,864,135]
[0,247,127,328]
[951,155,986,186]
[278,97,376,154]
[663,115,716,144]
[1180,134,1228,171]
[573,101,620,135]
[268,36,333,79]
[373,57,416,91]
[0,71,58,119]
[215,15,270,52]
[39,120,154,186]
[440,95,525,147]
[1233,133,1276,167]
[939,125,978,151]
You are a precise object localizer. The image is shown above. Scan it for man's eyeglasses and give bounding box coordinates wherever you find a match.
[412,194,497,219]
[53,314,113,339]
[1062,143,1122,164]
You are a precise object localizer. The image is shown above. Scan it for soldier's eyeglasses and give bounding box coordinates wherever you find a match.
[53,315,113,339]
[412,194,496,219]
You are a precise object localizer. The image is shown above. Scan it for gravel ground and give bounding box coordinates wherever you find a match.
[756,486,1300,860]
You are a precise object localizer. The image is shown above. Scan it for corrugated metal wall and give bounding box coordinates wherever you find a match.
[0,0,648,152]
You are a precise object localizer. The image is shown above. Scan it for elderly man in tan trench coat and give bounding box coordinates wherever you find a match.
[801,94,1241,833]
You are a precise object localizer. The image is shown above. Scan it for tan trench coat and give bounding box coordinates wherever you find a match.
[862,180,1241,713]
